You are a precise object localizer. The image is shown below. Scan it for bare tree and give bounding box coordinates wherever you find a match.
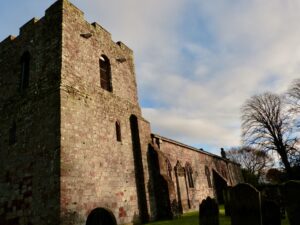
[286,79,300,166]
[227,146,274,182]
[241,92,297,178]
[287,78,300,113]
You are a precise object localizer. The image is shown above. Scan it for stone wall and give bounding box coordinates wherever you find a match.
[150,134,243,214]
[0,2,63,224]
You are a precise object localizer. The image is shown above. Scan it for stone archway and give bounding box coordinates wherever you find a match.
[174,161,190,212]
[86,208,117,225]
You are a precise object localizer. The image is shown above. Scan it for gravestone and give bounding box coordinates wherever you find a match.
[259,185,285,219]
[171,199,181,219]
[262,200,281,225]
[230,183,262,225]
[282,181,300,225]
[199,197,219,225]
[223,187,231,216]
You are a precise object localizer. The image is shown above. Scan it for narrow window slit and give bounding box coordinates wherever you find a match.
[20,51,30,92]
[116,121,121,142]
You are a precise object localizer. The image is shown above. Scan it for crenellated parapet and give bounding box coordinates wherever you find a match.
[0,35,16,46]
[91,22,112,40]
[19,18,39,35]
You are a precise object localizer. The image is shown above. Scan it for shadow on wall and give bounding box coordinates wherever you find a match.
[212,170,227,204]
[147,144,172,220]
[130,115,149,223]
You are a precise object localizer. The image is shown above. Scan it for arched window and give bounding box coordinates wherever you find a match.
[9,121,16,145]
[115,121,121,142]
[20,51,30,92]
[185,163,194,188]
[99,55,112,92]
[205,166,212,188]
[166,159,172,180]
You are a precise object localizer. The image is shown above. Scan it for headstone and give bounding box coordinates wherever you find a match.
[282,181,300,225]
[171,199,181,219]
[259,185,285,219]
[262,200,281,225]
[199,197,219,225]
[223,187,231,216]
[230,183,262,225]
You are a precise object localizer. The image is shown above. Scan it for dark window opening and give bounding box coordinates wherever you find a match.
[20,51,30,92]
[205,166,212,188]
[185,163,194,188]
[115,121,121,142]
[9,122,16,145]
[99,55,112,92]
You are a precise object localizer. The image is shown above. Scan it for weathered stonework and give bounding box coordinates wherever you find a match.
[149,134,243,218]
[0,0,243,224]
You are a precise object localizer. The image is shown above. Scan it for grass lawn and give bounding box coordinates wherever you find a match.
[145,205,290,225]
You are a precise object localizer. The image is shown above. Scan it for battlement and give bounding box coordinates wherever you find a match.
[90,22,111,40]
[88,23,133,53]
[19,18,39,35]
[0,35,16,48]
[0,17,40,51]
[116,41,133,55]
[0,1,64,48]
[1,0,133,55]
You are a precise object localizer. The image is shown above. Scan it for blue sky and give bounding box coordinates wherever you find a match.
[1,0,299,155]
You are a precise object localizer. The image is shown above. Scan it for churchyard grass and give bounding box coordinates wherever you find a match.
[145,205,290,225]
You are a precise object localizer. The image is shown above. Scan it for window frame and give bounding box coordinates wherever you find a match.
[185,163,194,188]
[205,166,212,188]
[99,55,112,92]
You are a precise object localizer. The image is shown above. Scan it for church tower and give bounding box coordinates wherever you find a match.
[0,1,151,224]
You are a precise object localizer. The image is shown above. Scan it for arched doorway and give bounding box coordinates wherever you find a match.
[212,170,227,204]
[86,208,117,225]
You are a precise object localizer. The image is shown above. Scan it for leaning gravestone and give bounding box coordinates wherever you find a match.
[199,197,219,225]
[282,181,300,225]
[230,183,262,225]
[262,200,281,225]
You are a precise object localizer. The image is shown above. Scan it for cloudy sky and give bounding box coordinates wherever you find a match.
[1,0,299,155]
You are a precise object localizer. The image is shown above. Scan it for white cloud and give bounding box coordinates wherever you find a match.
[142,108,240,148]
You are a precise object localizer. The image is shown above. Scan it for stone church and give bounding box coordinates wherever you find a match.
[0,0,243,224]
